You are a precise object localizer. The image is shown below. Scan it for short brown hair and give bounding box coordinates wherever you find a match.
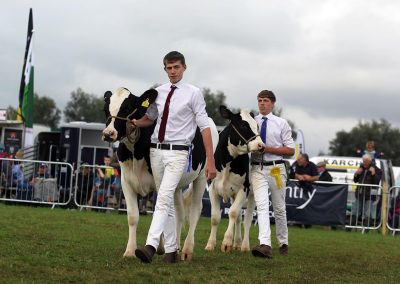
[257,90,276,102]
[163,51,186,66]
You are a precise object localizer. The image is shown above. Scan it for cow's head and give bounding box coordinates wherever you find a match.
[220,105,264,156]
[102,87,157,142]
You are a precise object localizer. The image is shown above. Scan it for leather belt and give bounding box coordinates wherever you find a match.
[150,143,190,151]
[251,160,285,166]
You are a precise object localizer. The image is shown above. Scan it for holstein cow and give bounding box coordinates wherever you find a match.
[205,106,264,252]
[102,87,218,261]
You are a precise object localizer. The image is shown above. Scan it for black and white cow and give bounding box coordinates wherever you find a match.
[205,106,263,252]
[102,87,218,261]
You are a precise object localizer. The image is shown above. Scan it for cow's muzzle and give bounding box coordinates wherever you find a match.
[102,130,116,142]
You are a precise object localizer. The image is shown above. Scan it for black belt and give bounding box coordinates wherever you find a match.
[251,160,285,166]
[150,143,190,151]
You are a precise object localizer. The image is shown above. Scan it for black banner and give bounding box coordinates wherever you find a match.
[284,181,348,226]
[202,181,348,226]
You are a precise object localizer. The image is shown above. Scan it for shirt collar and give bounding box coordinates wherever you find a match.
[257,112,273,119]
[171,80,184,89]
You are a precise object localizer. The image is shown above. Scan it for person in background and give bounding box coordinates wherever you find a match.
[12,163,31,200]
[351,154,382,226]
[75,163,95,206]
[317,161,332,182]
[91,155,115,207]
[356,140,383,162]
[291,153,319,191]
[29,163,51,185]
[290,153,319,228]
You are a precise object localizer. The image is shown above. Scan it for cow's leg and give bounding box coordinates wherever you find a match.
[205,181,221,251]
[241,190,255,252]
[221,190,245,252]
[122,180,140,257]
[181,177,206,261]
[174,187,185,252]
[233,200,243,251]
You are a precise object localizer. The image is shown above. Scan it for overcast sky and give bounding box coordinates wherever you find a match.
[1,0,399,156]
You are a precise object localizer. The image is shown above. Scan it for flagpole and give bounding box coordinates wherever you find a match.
[17,8,35,149]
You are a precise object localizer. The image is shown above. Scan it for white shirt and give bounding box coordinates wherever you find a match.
[146,81,209,145]
[251,113,295,161]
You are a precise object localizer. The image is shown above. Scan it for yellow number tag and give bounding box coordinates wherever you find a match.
[141,98,150,108]
[270,166,283,189]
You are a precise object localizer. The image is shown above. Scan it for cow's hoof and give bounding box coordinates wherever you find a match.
[181,252,193,261]
[204,243,215,251]
[241,247,250,252]
[220,244,232,252]
[233,245,241,251]
[123,249,136,257]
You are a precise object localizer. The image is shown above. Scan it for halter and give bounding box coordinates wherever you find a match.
[105,108,138,125]
[105,108,139,143]
[230,123,260,151]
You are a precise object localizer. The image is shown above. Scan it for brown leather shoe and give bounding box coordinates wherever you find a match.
[251,244,273,258]
[135,245,156,263]
[279,244,288,256]
[163,250,180,264]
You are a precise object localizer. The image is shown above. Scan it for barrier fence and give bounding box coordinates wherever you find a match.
[0,157,398,235]
[0,157,73,207]
[387,186,400,235]
[73,164,127,212]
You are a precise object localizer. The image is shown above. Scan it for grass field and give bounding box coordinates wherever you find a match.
[0,203,399,283]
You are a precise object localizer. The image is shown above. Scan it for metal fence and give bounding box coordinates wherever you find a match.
[342,181,383,232]
[387,186,400,235]
[0,157,73,207]
[73,164,126,212]
[0,157,396,235]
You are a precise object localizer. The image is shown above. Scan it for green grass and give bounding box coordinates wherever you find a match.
[0,203,399,283]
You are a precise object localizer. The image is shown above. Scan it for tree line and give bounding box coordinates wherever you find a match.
[6,88,400,165]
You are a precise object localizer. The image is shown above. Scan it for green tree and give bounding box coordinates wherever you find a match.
[203,88,231,126]
[64,88,105,123]
[6,105,17,120]
[329,119,400,165]
[33,93,61,129]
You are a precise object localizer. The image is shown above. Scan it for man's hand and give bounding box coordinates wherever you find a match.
[205,159,217,181]
[355,167,363,175]
[369,167,376,175]
[126,120,137,135]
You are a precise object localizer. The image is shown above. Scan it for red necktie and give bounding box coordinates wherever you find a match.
[158,85,177,143]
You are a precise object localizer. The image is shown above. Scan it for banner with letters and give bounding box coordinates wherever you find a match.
[284,181,348,225]
[202,181,348,226]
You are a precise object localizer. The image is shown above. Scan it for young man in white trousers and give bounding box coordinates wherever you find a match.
[132,51,216,263]
[250,90,295,258]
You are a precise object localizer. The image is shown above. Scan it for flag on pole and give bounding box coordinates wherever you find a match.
[17,8,34,148]
[294,129,305,159]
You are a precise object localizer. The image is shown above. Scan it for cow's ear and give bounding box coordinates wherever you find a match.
[104,91,112,102]
[219,105,233,120]
[138,89,158,109]
[250,112,255,118]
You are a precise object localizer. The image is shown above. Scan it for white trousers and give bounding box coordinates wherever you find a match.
[146,148,188,253]
[250,163,288,247]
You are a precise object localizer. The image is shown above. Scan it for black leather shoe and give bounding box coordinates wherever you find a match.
[163,250,180,264]
[135,245,156,263]
[251,244,273,258]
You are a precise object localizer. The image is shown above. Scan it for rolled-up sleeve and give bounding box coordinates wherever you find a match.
[146,103,158,121]
[281,121,295,148]
[191,89,209,131]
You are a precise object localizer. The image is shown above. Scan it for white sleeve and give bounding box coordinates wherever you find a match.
[191,89,209,131]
